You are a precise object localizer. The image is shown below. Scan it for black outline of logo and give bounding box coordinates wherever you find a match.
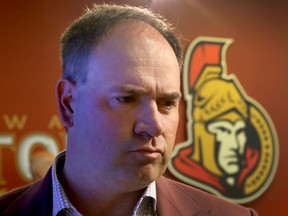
[168,36,279,204]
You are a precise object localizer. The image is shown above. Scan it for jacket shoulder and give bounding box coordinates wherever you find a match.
[157,176,258,216]
[0,185,31,211]
[0,168,53,216]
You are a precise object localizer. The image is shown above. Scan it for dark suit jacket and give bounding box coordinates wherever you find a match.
[0,168,257,216]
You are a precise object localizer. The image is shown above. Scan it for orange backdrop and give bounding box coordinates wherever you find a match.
[1,0,287,215]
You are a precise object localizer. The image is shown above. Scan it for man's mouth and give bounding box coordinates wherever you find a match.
[129,147,163,160]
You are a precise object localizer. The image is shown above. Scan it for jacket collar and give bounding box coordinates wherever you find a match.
[156,176,210,216]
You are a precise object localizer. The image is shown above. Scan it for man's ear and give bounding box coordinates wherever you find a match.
[56,79,76,128]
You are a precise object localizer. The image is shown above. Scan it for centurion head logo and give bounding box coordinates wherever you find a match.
[168,37,279,203]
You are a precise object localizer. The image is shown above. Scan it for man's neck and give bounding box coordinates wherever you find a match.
[59,160,145,216]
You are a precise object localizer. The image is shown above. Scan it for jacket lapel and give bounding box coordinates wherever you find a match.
[156,176,210,216]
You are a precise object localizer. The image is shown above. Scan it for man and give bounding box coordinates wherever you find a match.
[0,4,258,216]
[208,118,248,187]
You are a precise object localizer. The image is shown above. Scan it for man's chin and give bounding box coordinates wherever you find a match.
[224,166,240,175]
[137,165,164,183]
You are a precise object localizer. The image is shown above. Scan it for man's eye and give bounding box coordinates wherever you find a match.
[217,127,231,134]
[116,96,135,103]
[158,100,176,110]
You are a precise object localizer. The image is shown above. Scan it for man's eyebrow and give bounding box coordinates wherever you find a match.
[109,85,149,95]
[109,85,182,99]
[160,92,182,100]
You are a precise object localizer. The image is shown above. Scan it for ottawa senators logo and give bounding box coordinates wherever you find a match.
[168,37,279,203]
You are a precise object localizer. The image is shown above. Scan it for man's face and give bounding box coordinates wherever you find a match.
[207,120,247,176]
[65,22,181,190]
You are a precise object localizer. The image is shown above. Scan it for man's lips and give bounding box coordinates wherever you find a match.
[224,155,240,164]
[129,147,163,159]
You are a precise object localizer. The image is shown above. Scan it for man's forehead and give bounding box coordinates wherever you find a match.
[88,20,179,71]
[97,20,168,51]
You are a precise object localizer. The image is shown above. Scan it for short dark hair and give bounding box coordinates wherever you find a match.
[61,4,183,83]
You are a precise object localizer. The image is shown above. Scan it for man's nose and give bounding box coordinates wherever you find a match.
[228,134,240,150]
[134,102,165,138]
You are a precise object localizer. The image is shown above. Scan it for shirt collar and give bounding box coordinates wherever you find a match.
[51,151,81,216]
[51,151,157,216]
[132,181,157,215]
